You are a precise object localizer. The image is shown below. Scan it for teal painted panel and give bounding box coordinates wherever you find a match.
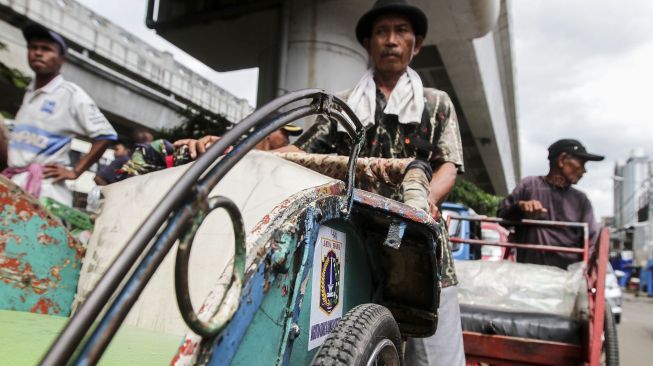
[230,270,290,365]
[289,221,373,366]
[0,178,83,316]
[225,219,374,365]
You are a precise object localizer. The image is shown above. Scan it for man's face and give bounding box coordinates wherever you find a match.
[27,39,64,76]
[364,14,423,75]
[113,144,130,158]
[559,153,587,185]
[133,129,154,144]
[268,129,290,150]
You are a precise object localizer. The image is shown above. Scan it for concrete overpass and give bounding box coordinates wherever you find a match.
[0,0,253,137]
[146,0,520,194]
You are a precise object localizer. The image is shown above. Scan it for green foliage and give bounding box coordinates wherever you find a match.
[448,179,502,216]
[0,41,32,90]
[157,107,232,142]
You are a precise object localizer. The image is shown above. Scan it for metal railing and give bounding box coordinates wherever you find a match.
[446,214,590,262]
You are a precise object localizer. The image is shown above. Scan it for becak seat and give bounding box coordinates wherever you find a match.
[455,260,586,344]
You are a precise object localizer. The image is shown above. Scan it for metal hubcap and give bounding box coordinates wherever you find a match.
[366,339,400,366]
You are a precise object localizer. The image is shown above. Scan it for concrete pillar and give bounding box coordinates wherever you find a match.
[271,0,368,108]
[257,44,281,107]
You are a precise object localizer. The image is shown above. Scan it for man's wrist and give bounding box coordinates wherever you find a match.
[427,194,440,207]
[69,167,82,179]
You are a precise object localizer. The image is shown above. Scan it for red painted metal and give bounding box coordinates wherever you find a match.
[587,228,609,365]
[448,215,591,265]
[463,332,584,366]
[449,237,585,254]
[450,216,611,366]
[448,215,588,229]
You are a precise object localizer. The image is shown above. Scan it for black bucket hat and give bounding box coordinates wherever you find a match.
[355,0,428,45]
[22,23,67,55]
[547,139,604,161]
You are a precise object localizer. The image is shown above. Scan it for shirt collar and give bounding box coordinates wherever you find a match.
[27,74,64,94]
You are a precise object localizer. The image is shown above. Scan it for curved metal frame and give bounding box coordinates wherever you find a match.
[175,195,246,338]
[40,89,365,365]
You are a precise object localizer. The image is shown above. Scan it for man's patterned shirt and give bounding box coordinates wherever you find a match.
[295,86,464,287]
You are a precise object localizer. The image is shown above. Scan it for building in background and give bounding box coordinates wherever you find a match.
[614,149,651,228]
[612,148,653,283]
[0,0,254,207]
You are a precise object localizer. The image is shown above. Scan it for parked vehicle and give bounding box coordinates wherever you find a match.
[605,263,623,324]
[441,202,480,260]
[480,222,512,261]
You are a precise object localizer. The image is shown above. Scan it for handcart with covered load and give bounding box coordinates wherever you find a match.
[446,215,619,366]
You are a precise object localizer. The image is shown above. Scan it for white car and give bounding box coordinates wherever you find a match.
[605,263,623,323]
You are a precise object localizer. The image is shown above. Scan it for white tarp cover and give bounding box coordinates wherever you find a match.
[74,151,333,335]
[455,260,584,317]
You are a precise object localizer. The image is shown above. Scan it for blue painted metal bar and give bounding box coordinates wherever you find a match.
[279,199,344,365]
[207,264,268,365]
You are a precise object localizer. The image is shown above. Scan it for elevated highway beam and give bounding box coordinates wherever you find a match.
[147,0,519,194]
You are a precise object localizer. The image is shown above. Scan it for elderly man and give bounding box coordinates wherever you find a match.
[498,139,603,269]
[2,24,117,205]
[255,123,303,151]
[173,1,466,363]
[289,0,466,364]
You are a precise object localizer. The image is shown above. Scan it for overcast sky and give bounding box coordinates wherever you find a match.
[512,0,653,218]
[76,0,653,219]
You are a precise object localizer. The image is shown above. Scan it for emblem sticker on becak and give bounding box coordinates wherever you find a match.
[319,250,340,313]
[308,226,346,350]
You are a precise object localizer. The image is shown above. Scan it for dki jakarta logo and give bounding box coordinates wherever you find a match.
[319,250,340,313]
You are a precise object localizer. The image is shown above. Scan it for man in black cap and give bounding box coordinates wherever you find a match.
[255,123,303,151]
[498,139,604,269]
[291,1,466,364]
[2,24,116,205]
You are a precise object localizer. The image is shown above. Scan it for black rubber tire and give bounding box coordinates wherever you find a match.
[603,304,619,366]
[311,303,402,366]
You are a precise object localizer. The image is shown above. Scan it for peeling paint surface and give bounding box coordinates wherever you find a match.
[170,182,344,366]
[0,177,82,316]
[354,189,437,230]
[168,180,442,365]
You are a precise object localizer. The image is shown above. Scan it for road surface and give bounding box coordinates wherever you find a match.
[618,292,653,365]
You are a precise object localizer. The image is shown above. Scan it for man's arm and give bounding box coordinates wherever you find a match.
[173,135,221,159]
[497,178,547,220]
[273,145,304,153]
[581,196,600,258]
[423,91,463,218]
[94,175,108,186]
[427,162,457,218]
[0,119,8,171]
[44,140,111,182]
